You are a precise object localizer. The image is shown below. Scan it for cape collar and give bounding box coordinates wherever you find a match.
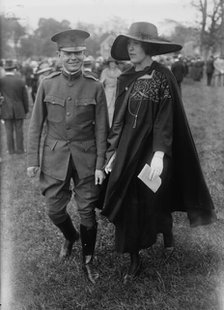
[117,61,156,96]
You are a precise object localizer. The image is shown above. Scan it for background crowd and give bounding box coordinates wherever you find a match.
[1,52,224,101]
[0,49,224,159]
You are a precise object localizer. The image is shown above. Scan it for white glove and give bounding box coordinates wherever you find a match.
[149,153,164,181]
[27,166,39,178]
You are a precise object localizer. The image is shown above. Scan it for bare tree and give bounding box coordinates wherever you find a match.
[192,0,224,56]
[220,0,224,56]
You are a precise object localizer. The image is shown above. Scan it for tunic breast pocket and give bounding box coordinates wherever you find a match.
[44,95,65,122]
[75,98,96,122]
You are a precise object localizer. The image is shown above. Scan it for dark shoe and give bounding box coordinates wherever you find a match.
[82,257,99,284]
[123,253,141,284]
[163,231,174,248]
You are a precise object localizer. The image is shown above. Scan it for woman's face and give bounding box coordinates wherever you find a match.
[127,39,147,65]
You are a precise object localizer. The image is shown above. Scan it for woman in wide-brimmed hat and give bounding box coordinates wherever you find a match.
[101,22,216,283]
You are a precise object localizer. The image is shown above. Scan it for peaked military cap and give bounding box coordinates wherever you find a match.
[51,29,90,52]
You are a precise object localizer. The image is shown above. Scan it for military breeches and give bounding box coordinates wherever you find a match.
[40,156,100,227]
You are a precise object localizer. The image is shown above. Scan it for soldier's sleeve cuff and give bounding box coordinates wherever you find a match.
[27,154,39,168]
[96,156,105,170]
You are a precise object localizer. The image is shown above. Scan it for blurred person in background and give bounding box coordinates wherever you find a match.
[191,56,204,82]
[83,56,98,78]
[205,55,215,86]
[27,29,108,284]
[36,61,54,86]
[94,56,105,78]
[100,56,121,126]
[117,60,132,73]
[0,59,29,154]
[0,59,5,78]
[171,54,186,94]
[101,22,216,283]
[213,55,224,86]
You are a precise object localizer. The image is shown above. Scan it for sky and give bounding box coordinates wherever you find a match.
[2,0,198,34]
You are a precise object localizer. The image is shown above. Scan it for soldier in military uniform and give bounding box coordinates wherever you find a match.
[27,29,109,283]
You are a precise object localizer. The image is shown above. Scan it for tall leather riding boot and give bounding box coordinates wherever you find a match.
[56,216,79,260]
[80,224,99,284]
[123,252,141,284]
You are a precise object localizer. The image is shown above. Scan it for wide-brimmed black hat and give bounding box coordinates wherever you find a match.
[111,22,182,60]
[51,29,90,52]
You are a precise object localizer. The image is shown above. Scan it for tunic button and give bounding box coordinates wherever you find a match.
[67,97,72,101]
[66,112,71,116]
[125,87,128,91]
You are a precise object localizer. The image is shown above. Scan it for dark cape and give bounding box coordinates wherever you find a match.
[101,61,216,228]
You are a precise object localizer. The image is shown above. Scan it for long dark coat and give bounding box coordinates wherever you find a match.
[101,61,216,253]
[0,73,29,119]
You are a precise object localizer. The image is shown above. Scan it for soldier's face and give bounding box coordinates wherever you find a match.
[58,50,84,73]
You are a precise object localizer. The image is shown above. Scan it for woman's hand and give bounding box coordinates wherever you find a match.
[149,152,164,180]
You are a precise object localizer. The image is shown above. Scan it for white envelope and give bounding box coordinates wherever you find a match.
[137,163,162,193]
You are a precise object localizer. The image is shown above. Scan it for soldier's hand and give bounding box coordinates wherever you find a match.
[105,152,116,174]
[27,166,39,178]
[95,169,106,185]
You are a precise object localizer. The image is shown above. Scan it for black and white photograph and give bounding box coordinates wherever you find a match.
[1,0,224,309]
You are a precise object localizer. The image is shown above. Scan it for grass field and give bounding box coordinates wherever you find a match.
[1,77,224,310]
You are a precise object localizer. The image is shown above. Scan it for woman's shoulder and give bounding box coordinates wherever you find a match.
[153,61,173,76]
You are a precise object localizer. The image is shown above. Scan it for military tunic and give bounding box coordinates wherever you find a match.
[27,70,109,226]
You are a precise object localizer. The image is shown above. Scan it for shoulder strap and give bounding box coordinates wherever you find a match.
[45,71,61,79]
[83,72,99,81]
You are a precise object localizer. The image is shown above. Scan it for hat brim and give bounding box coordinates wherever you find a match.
[4,65,16,70]
[60,46,86,52]
[111,35,182,60]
